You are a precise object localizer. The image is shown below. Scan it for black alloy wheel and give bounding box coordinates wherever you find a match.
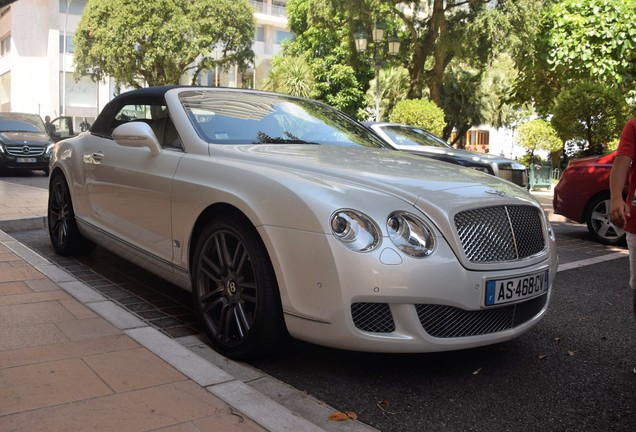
[48,174,95,255]
[191,217,284,359]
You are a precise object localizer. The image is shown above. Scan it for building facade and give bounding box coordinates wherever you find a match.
[0,0,289,129]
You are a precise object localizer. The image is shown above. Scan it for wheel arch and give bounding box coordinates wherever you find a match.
[188,203,271,276]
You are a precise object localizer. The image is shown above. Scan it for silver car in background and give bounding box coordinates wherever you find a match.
[366,122,529,189]
[48,86,556,359]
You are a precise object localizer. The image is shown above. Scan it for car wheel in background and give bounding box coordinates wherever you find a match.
[191,217,285,359]
[586,194,626,245]
[47,174,95,255]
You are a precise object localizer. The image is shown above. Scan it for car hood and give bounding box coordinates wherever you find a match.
[399,145,526,169]
[0,131,51,144]
[216,144,535,207]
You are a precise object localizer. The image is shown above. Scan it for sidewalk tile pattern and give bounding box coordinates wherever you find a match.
[0,241,266,432]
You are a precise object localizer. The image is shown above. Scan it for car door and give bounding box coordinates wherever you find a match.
[82,103,184,265]
[50,116,77,142]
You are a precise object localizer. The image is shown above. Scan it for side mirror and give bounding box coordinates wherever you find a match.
[112,122,161,156]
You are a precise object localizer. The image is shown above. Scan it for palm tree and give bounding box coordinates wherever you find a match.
[263,55,317,98]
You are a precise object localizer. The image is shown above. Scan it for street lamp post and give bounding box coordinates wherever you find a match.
[355,22,400,122]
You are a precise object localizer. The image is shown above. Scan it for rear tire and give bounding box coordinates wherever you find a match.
[586,194,626,245]
[48,174,95,255]
[191,217,285,359]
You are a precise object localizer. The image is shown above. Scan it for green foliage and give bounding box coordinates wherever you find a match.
[316,63,367,118]
[283,0,543,128]
[518,152,544,167]
[365,67,410,121]
[440,64,483,145]
[516,119,562,155]
[522,0,636,114]
[74,0,255,87]
[478,55,531,130]
[606,137,620,153]
[281,0,369,116]
[262,56,317,98]
[551,82,627,155]
[389,99,446,137]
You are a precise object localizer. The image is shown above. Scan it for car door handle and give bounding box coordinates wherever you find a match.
[92,152,104,162]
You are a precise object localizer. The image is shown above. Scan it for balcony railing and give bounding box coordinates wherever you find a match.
[249,0,286,18]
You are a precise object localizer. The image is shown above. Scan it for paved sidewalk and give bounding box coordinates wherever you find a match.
[0,180,48,232]
[0,236,267,431]
[0,179,345,432]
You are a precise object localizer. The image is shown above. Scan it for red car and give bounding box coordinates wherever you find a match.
[553,151,626,245]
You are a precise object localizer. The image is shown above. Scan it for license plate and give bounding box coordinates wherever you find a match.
[485,270,548,306]
[17,157,36,163]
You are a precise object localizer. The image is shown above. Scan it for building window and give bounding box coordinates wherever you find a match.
[0,34,10,57]
[59,0,87,15]
[59,34,74,53]
[0,71,11,111]
[468,130,490,147]
[275,30,293,44]
[255,26,265,42]
[241,71,254,89]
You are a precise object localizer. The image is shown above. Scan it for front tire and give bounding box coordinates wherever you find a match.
[586,194,626,245]
[191,217,285,359]
[48,174,95,255]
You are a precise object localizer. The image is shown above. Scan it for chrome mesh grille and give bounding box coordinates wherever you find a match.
[454,205,545,262]
[415,294,547,338]
[5,143,46,156]
[351,303,395,333]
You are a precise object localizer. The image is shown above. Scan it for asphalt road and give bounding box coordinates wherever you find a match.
[3,172,636,431]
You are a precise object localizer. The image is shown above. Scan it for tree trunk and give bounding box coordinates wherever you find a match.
[429,0,447,105]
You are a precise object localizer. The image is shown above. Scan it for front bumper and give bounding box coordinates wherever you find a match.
[260,225,557,353]
[0,151,51,171]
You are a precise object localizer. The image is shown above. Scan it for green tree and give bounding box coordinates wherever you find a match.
[440,65,483,146]
[520,0,636,114]
[389,99,446,137]
[516,119,562,168]
[282,0,370,116]
[263,55,317,98]
[365,66,410,121]
[74,0,255,88]
[551,82,627,156]
[283,0,544,132]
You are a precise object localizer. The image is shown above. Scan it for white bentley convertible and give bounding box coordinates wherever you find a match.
[48,86,558,359]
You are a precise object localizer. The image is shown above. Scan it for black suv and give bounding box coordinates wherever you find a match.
[0,113,54,175]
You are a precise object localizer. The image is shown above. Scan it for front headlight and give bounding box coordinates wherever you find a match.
[330,209,380,252]
[386,211,435,257]
[46,143,55,154]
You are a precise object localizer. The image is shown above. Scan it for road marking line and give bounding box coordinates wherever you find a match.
[557,250,629,272]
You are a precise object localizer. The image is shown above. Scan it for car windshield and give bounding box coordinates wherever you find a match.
[179,90,388,148]
[382,125,450,149]
[0,114,46,133]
